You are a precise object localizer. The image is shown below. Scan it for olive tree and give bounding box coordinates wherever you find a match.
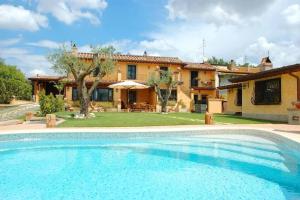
[48,45,115,117]
[147,70,180,113]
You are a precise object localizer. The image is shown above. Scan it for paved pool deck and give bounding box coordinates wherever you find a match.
[0,123,299,143]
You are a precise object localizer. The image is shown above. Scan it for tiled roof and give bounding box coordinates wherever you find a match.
[77,53,183,64]
[28,75,64,81]
[216,66,260,74]
[183,63,216,71]
[63,78,117,84]
[230,64,300,83]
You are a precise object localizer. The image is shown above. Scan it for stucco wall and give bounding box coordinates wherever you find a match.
[241,72,299,121]
[208,98,223,113]
[55,60,220,112]
[224,88,242,114]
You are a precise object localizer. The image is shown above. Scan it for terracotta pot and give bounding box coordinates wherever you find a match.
[293,101,300,109]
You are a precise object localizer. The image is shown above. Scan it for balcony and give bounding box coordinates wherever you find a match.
[191,80,216,90]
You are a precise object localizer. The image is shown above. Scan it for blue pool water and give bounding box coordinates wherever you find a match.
[0,130,300,200]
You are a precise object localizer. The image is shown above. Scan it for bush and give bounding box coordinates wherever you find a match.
[0,60,31,103]
[39,91,65,116]
[56,95,65,112]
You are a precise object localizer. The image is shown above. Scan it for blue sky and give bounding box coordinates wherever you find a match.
[0,0,299,76]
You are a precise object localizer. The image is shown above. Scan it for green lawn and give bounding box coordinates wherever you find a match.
[56,112,282,127]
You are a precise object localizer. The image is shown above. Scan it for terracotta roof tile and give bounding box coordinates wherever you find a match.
[77,52,183,64]
[183,63,216,71]
[216,66,260,74]
[28,75,64,81]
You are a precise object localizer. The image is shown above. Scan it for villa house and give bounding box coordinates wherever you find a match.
[29,47,259,113]
[219,59,300,122]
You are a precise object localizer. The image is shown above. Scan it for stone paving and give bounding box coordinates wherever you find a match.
[0,103,39,121]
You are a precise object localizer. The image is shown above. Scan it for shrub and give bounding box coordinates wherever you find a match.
[0,60,31,103]
[56,95,65,112]
[39,91,65,116]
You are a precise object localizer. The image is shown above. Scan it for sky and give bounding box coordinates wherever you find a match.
[0,0,299,76]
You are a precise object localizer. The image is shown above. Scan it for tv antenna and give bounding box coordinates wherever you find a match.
[202,39,206,62]
[244,55,248,64]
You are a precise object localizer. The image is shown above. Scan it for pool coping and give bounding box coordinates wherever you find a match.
[0,125,299,144]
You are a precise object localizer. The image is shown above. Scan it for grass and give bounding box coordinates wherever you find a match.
[56,112,283,127]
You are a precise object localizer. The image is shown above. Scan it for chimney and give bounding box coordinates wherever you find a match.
[71,41,78,55]
[227,60,236,70]
[259,56,273,71]
[143,51,147,56]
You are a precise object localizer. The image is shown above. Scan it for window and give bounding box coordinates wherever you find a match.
[160,66,168,72]
[160,66,168,78]
[254,78,281,105]
[127,65,136,79]
[236,88,242,106]
[93,67,100,77]
[194,95,200,104]
[92,88,113,102]
[72,87,79,101]
[161,89,177,101]
[191,71,198,87]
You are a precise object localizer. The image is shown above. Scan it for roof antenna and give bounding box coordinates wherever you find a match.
[243,55,248,65]
[267,50,270,58]
[244,55,249,71]
[202,39,206,63]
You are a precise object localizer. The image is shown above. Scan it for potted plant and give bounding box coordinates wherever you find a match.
[292,101,300,109]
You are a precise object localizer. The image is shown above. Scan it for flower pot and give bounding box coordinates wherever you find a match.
[292,101,300,109]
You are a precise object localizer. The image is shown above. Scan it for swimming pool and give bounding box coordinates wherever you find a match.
[0,129,300,200]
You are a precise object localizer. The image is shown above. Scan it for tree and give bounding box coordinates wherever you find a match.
[239,62,255,68]
[0,59,31,104]
[48,45,115,117]
[54,80,66,95]
[207,57,230,66]
[147,70,180,113]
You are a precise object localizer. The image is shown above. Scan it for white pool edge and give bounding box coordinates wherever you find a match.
[0,126,299,144]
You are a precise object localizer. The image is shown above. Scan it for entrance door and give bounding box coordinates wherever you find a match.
[201,95,208,112]
[128,90,137,104]
[194,95,201,113]
[45,82,60,96]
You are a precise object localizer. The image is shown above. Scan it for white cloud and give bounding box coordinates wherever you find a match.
[245,37,300,67]
[282,4,300,25]
[0,47,53,76]
[27,40,63,49]
[37,0,107,25]
[0,36,22,47]
[139,39,175,51]
[120,0,299,67]
[166,0,275,25]
[29,69,46,76]
[0,4,48,31]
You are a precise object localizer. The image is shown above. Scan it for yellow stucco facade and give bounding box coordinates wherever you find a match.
[223,69,300,121]
[31,54,222,112]
[224,88,242,114]
[241,72,299,121]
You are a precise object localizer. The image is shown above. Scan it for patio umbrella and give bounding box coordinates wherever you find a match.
[108,80,149,106]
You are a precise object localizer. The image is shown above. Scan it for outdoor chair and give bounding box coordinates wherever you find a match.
[65,103,74,112]
[89,102,104,112]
